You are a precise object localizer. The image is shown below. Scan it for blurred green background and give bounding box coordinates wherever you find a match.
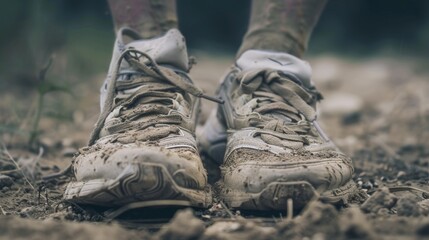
[1,0,429,89]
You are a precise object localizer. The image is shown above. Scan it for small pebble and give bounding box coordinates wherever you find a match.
[19,206,35,218]
[396,196,421,217]
[377,208,390,216]
[397,171,406,179]
[155,209,205,240]
[339,206,375,239]
[357,181,363,187]
[52,165,61,172]
[362,181,373,190]
[418,199,429,215]
[0,174,14,189]
[361,187,397,213]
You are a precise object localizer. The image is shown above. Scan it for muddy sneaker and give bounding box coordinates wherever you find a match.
[199,50,357,210]
[63,28,213,207]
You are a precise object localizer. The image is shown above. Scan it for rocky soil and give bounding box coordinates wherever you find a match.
[0,53,428,240]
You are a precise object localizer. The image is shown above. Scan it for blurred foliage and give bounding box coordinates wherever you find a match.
[178,0,429,56]
[1,0,429,88]
[0,0,112,89]
[28,56,73,149]
[312,0,429,55]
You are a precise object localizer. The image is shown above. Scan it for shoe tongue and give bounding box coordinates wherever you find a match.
[236,50,313,87]
[123,29,189,71]
[100,28,189,112]
[237,50,313,124]
[266,113,293,123]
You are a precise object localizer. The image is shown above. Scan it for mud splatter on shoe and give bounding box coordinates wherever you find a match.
[199,50,357,210]
[64,28,212,207]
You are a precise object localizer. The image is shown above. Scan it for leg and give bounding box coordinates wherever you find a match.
[237,0,328,58]
[108,0,178,38]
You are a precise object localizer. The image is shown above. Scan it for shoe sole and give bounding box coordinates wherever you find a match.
[64,162,212,208]
[219,180,357,211]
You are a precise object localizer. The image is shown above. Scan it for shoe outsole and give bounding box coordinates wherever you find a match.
[219,180,358,211]
[64,162,212,208]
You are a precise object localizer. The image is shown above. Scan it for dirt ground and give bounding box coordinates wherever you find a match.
[0,53,428,240]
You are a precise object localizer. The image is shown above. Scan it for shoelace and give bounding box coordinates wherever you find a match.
[88,48,222,145]
[236,69,322,149]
